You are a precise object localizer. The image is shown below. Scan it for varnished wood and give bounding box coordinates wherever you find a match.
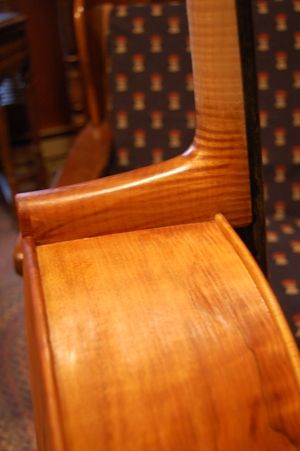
[17,0,252,246]
[23,237,66,451]
[187,0,247,156]
[14,236,24,274]
[24,215,300,450]
[17,1,300,448]
[17,151,251,245]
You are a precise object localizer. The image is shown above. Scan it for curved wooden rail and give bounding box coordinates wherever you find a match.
[17,150,250,245]
[23,215,300,450]
[17,0,251,246]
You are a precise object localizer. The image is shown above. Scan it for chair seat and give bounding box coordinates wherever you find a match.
[30,216,300,450]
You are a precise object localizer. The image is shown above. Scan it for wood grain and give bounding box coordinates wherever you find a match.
[26,216,300,450]
[18,4,295,449]
[187,0,247,154]
[17,152,250,245]
[16,0,251,245]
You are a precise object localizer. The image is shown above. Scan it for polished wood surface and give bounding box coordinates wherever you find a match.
[23,215,300,450]
[17,0,252,246]
[187,1,247,155]
[23,237,64,451]
[17,150,251,245]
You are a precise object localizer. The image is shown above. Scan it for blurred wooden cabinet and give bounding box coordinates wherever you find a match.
[13,0,71,134]
[0,12,46,203]
[11,0,87,133]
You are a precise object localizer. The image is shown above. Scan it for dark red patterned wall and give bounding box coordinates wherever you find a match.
[254,0,300,344]
[107,3,194,173]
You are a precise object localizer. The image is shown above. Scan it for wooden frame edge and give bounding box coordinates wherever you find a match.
[215,213,300,387]
[23,237,66,450]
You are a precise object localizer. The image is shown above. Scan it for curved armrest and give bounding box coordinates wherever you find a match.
[16,145,251,246]
[16,0,253,249]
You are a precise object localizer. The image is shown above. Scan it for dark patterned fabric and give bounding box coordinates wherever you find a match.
[107,3,194,173]
[254,0,300,345]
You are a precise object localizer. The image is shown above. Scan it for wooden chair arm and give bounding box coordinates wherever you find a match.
[16,146,251,246]
[16,0,253,249]
[17,0,252,249]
